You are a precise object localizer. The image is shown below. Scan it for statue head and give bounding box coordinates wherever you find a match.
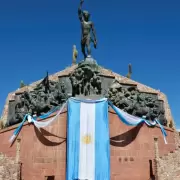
[83,10,90,21]
[73,45,76,49]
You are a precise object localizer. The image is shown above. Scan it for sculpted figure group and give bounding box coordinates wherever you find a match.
[5,80,69,127]
[70,62,101,96]
[5,70,167,128]
[108,80,167,126]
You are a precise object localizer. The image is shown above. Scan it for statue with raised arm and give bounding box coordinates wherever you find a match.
[78,0,97,59]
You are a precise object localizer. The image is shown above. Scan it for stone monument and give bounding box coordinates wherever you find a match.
[0,0,174,129]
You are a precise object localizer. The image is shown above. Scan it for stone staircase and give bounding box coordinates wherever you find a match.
[157,133,180,180]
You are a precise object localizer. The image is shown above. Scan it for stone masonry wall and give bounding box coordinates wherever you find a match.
[0,109,175,180]
[156,132,180,180]
[0,153,21,180]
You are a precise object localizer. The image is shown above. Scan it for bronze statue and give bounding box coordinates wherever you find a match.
[72,45,78,65]
[78,0,97,59]
[0,121,3,129]
[126,64,132,79]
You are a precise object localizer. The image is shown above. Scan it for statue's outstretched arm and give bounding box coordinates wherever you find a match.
[78,0,84,22]
[92,23,97,44]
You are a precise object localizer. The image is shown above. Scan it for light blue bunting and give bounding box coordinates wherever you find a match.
[108,100,167,144]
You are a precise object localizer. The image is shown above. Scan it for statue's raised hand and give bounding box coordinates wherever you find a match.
[80,0,84,4]
[94,40,97,49]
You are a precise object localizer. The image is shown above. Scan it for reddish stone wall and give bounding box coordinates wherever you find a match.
[0,110,176,180]
[109,111,175,180]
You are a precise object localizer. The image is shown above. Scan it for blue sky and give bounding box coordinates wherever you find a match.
[0,0,180,128]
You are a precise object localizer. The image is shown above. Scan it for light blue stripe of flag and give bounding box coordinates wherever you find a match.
[95,99,110,180]
[67,99,80,180]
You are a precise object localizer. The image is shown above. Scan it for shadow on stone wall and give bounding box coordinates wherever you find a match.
[110,123,143,147]
[34,126,66,146]
[149,160,155,180]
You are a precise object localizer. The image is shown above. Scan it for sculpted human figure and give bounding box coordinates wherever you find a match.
[78,0,97,59]
[15,101,26,122]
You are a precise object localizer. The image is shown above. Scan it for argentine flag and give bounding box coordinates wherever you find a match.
[67,98,110,180]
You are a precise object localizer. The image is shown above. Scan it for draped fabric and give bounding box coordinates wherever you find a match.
[9,114,28,143]
[30,102,67,129]
[108,101,167,144]
[10,97,167,156]
[9,97,167,180]
[67,98,110,180]
[9,103,66,143]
